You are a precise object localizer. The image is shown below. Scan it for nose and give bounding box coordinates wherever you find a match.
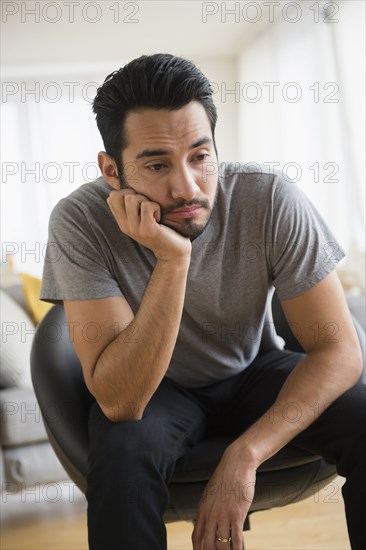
[170,165,200,201]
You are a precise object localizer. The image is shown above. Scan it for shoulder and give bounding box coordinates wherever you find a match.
[54,176,110,209]
[219,161,279,191]
[218,161,308,203]
[217,162,286,214]
[50,177,111,223]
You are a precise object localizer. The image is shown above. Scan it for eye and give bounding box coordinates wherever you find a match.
[146,162,166,172]
[193,153,210,162]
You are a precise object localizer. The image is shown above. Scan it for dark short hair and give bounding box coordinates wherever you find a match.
[92,53,218,170]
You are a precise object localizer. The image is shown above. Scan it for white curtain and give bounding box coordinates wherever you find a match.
[1,71,105,277]
[237,0,365,292]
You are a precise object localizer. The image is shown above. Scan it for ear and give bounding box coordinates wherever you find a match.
[98,152,121,190]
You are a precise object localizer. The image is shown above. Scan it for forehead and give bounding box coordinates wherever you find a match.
[123,101,212,151]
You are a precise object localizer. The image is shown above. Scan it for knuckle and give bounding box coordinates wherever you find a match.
[141,197,151,205]
[123,193,135,204]
[139,200,150,211]
[232,509,242,519]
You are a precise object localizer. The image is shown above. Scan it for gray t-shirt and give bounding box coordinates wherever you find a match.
[40,162,345,387]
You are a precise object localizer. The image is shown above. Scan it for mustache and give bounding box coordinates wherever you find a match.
[161,198,210,216]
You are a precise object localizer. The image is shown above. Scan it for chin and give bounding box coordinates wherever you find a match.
[163,219,207,241]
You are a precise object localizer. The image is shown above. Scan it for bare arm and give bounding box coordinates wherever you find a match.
[228,271,363,463]
[192,271,363,549]
[65,189,191,422]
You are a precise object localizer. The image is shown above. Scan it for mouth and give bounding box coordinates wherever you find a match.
[168,206,203,219]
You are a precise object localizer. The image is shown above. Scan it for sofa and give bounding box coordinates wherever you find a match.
[0,282,85,520]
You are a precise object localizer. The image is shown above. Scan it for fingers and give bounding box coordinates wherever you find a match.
[192,516,244,550]
[192,515,204,550]
[192,513,232,550]
[107,188,151,218]
[107,189,161,237]
[213,522,244,550]
[140,199,161,224]
[215,524,232,550]
[228,519,245,550]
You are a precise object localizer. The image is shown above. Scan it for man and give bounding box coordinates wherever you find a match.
[41,54,365,550]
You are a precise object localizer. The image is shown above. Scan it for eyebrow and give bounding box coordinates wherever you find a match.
[135,136,213,160]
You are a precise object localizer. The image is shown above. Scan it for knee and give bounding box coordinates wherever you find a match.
[86,411,174,507]
[88,405,176,474]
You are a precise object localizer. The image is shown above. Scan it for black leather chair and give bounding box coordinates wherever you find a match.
[30,297,365,540]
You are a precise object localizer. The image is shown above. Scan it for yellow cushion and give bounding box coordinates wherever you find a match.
[19,273,52,324]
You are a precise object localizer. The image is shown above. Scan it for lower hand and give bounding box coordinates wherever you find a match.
[192,444,257,550]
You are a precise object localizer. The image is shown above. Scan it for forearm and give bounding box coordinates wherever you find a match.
[92,257,190,421]
[229,346,362,466]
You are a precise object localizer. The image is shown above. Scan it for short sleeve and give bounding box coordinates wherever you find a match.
[40,197,123,304]
[268,175,345,300]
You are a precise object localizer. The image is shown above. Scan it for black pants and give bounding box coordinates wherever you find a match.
[86,350,366,550]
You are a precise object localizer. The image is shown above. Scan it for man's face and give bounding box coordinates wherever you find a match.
[119,101,219,240]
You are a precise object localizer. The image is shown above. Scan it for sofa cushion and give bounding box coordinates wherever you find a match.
[1,283,26,311]
[0,387,48,447]
[0,290,34,389]
[3,441,67,485]
[19,273,52,324]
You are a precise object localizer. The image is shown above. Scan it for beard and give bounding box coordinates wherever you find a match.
[161,216,208,240]
[160,198,212,240]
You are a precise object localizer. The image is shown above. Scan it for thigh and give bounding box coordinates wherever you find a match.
[291,376,366,471]
[87,376,209,477]
[198,349,306,436]
[204,349,366,474]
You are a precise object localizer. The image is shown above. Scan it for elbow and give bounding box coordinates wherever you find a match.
[341,342,364,387]
[99,401,144,423]
[88,363,144,422]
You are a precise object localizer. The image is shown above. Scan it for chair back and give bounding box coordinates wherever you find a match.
[31,304,92,491]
